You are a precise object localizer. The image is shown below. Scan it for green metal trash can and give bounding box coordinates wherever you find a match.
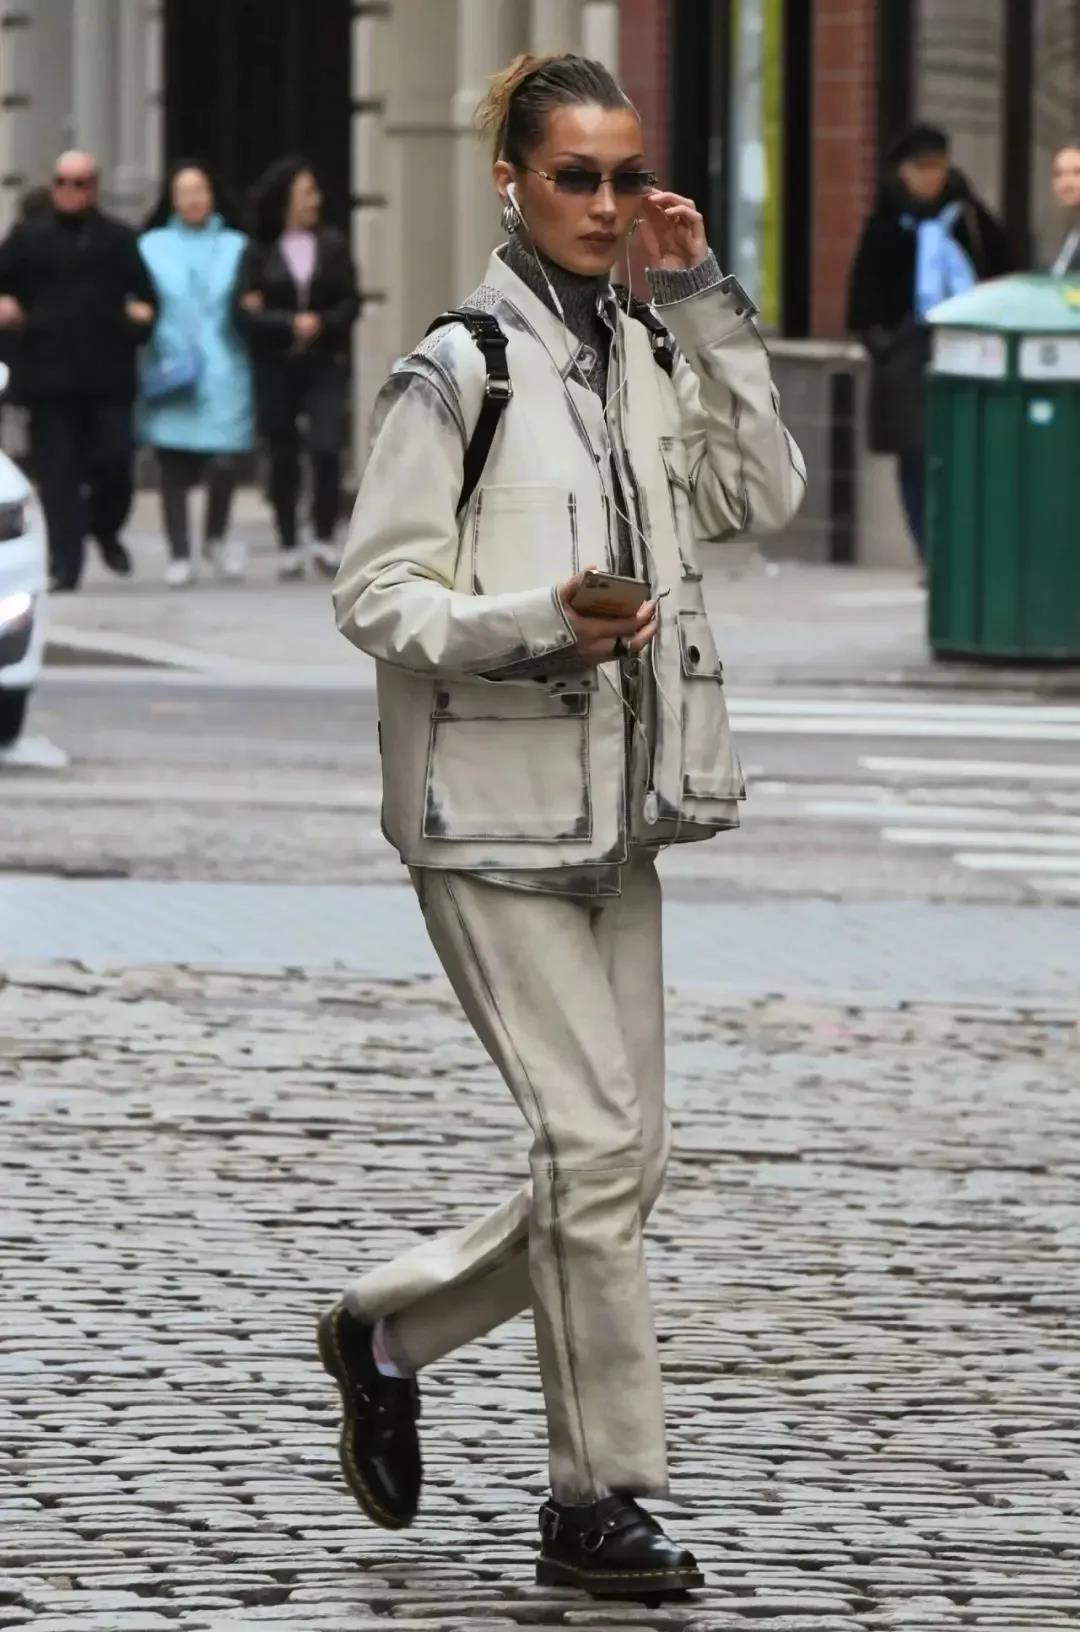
[926,274,1080,659]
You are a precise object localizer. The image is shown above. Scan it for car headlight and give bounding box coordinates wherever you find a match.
[0,591,33,630]
[0,501,27,542]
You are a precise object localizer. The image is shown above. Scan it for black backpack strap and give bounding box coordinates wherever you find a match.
[425,308,512,515]
[612,288,676,377]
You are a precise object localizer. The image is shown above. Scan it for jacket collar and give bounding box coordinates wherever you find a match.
[482,248,617,383]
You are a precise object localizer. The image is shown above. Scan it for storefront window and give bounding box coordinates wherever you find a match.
[726,0,783,330]
[1032,0,1080,267]
[915,0,1005,212]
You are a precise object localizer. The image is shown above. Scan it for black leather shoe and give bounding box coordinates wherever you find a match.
[49,574,79,594]
[99,539,133,576]
[317,1302,421,1529]
[536,1494,704,1598]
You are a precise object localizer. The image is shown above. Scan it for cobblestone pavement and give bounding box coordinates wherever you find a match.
[3,961,1079,1631]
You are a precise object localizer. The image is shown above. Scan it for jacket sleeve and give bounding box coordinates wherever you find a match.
[333,361,578,679]
[649,259,806,540]
[846,221,878,335]
[233,242,295,341]
[316,233,360,335]
[971,202,1016,279]
[0,224,27,300]
[126,233,157,307]
[124,231,157,345]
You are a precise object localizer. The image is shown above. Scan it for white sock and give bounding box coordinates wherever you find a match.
[372,1316,409,1379]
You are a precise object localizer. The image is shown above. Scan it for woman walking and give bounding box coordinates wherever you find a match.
[1050,142,1080,276]
[237,158,360,579]
[138,162,252,587]
[321,53,804,1599]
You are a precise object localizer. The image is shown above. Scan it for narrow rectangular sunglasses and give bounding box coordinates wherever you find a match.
[527,166,657,197]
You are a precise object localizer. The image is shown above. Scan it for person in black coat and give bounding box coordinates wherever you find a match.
[0,152,157,590]
[1050,143,1080,276]
[847,124,1014,560]
[236,157,360,578]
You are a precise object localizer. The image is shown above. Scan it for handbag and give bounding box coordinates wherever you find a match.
[141,342,201,401]
[140,246,217,402]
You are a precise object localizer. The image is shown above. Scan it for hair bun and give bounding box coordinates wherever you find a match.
[475,53,553,154]
[474,52,632,165]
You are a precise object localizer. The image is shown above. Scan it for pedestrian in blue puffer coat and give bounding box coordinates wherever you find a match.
[138,162,253,587]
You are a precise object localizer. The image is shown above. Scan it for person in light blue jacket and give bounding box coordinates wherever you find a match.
[138,162,253,586]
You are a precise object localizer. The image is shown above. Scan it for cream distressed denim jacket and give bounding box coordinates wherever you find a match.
[333,250,806,874]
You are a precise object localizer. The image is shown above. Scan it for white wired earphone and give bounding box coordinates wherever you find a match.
[503,182,683,826]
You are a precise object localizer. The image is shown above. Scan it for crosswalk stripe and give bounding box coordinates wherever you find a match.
[731,716,1080,741]
[1029,876,1080,897]
[801,800,1080,832]
[954,852,1080,873]
[883,827,1080,852]
[860,755,1080,783]
[733,697,1080,723]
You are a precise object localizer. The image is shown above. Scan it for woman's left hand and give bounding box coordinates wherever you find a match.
[638,191,708,271]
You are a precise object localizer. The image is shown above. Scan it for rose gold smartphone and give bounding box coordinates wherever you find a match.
[570,570,651,618]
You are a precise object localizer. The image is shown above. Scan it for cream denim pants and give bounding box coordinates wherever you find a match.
[343,855,672,1503]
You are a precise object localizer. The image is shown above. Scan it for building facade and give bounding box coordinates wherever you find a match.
[2,1,1078,561]
[655,0,1080,343]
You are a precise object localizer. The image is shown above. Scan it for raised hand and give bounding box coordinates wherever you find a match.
[637,191,708,272]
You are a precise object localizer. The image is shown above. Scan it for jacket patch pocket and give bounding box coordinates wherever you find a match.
[471,486,578,597]
[676,611,745,801]
[423,685,592,843]
[659,437,702,582]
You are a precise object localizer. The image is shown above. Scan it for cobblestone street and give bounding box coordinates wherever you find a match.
[3,962,1079,1631]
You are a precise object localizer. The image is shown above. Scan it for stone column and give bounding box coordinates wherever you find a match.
[0,0,76,232]
[582,0,619,67]
[112,0,158,222]
[72,0,118,177]
[529,0,581,53]
[453,0,528,297]
[353,0,458,466]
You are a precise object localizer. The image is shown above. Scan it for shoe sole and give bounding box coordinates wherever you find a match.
[316,1308,416,1531]
[535,1557,704,1598]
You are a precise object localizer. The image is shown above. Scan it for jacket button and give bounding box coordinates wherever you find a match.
[436,690,450,710]
[687,644,701,666]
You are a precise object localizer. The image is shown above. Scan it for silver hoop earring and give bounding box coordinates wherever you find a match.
[500,198,518,236]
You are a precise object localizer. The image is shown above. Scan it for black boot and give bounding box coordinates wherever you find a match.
[536,1494,704,1598]
[317,1302,422,1529]
[99,538,133,576]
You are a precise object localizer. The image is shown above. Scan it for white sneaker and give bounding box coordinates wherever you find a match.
[310,540,341,578]
[278,552,306,581]
[220,537,248,582]
[165,558,194,589]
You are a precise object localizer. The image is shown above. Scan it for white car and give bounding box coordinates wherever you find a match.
[0,361,47,748]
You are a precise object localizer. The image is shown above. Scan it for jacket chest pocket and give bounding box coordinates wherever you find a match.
[471,486,578,596]
[677,611,744,801]
[659,438,703,583]
[423,684,592,844]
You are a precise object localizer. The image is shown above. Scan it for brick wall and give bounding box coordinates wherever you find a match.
[810,0,880,337]
[618,0,670,184]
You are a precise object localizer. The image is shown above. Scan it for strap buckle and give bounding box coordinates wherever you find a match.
[483,375,513,402]
[539,1504,560,1541]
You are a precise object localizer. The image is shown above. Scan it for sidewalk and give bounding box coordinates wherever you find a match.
[45,490,1080,696]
